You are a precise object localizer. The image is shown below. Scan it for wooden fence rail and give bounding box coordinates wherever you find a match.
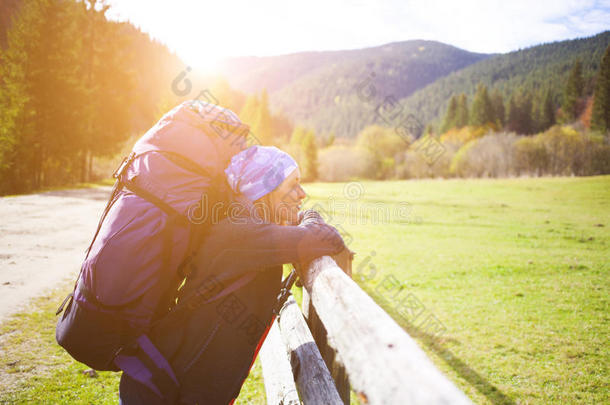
[261,253,472,405]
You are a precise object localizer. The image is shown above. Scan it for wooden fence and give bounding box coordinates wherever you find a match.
[259,251,472,405]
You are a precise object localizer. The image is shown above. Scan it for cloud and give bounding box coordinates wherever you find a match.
[391,0,609,53]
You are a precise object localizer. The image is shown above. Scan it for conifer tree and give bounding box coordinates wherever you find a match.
[239,94,260,126]
[0,0,191,193]
[441,95,458,133]
[302,130,318,182]
[455,93,469,128]
[539,89,556,131]
[562,59,584,122]
[79,0,136,181]
[325,131,335,147]
[0,7,29,193]
[591,45,610,132]
[469,83,494,127]
[290,126,307,146]
[506,95,518,133]
[253,89,273,145]
[0,0,85,190]
[520,91,534,134]
[288,126,307,166]
[490,88,505,128]
[507,90,534,134]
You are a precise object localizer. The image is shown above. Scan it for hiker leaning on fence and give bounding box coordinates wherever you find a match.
[118,145,347,404]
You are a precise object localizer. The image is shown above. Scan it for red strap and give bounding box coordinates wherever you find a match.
[228,314,277,405]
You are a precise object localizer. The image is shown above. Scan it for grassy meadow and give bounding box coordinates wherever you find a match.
[1,176,608,404]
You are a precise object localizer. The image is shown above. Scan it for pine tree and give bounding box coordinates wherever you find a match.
[288,126,307,166]
[0,0,86,191]
[441,95,458,133]
[290,126,307,146]
[507,90,534,135]
[253,89,273,145]
[591,45,610,132]
[0,13,28,193]
[326,131,335,147]
[490,89,505,128]
[562,59,584,122]
[469,83,494,127]
[302,130,318,182]
[455,93,469,128]
[0,0,193,193]
[507,95,518,133]
[78,0,134,181]
[539,89,556,131]
[0,0,46,191]
[40,0,87,182]
[520,91,534,134]
[239,94,260,126]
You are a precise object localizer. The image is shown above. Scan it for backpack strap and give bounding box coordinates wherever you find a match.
[56,166,128,316]
[114,334,180,403]
[73,208,184,313]
[272,267,299,317]
[155,150,213,179]
[122,176,185,222]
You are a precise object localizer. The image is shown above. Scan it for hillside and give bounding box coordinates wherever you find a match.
[220,32,609,139]
[219,40,491,138]
[400,30,610,129]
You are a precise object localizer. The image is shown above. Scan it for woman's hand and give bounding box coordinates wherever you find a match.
[292,209,349,287]
[297,209,326,226]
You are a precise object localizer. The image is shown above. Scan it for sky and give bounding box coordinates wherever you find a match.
[106,0,610,72]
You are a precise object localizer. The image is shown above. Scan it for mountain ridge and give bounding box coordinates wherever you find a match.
[219,39,492,137]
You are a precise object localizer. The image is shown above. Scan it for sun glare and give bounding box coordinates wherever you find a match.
[180,47,222,74]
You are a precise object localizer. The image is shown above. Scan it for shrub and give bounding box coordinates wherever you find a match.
[514,137,548,176]
[356,125,409,179]
[439,125,493,146]
[318,146,376,181]
[450,132,518,177]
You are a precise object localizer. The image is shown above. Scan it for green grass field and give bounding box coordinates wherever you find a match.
[1,176,608,404]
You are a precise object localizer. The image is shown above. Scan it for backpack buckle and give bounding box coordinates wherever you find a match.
[113,152,136,179]
[55,292,73,315]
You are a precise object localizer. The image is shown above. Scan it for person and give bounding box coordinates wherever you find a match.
[118,145,346,404]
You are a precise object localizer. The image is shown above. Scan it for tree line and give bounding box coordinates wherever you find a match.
[401,31,609,130]
[0,0,322,194]
[0,0,183,194]
[315,46,610,181]
[440,53,610,136]
[1,0,608,192]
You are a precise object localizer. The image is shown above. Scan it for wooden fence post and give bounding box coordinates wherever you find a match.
[260,321,301,405]
[301,249,354,404]
[301,255,472,405]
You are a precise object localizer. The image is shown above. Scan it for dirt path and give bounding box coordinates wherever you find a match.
[0,187,111,322]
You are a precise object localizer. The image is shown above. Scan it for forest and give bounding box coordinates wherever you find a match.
[0,0,609,194]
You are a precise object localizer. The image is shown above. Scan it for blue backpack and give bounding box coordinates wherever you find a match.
[55,100,254,400]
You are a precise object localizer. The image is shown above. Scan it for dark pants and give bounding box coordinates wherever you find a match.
[119,372,165,405]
